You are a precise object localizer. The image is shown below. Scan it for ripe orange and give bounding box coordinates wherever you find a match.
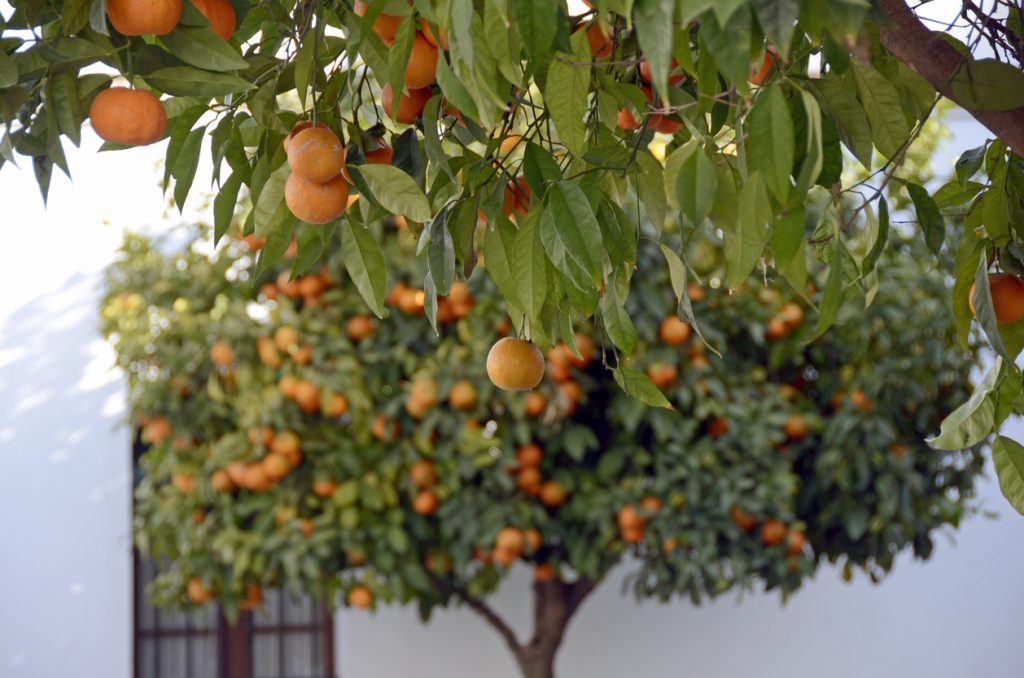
[372,414,398,441]
[211,469,234,492]
[761,519,786,546]
[274,325,299,352]
[749,48,776,85]
[409,460,437,488]
[778,302,804,328]
[688,282,705,302]
[256,336,282,367]
[491,546,517,567]
[295,274,324,298]
[969,273,1024,324]
[172,472,196,494]
[343,315,374,342]
[568,334,594,368]
[659,316,691,345]
[398,287,426,315]
[524,392,547,418]
[286,173,350,224]
[517,467,542,496]
[209,340,233,368]
[283,121,328,154]
[89,88,167,145]
[406,378,439,416]
[647,362,678,388]
[448,380,477,410]
[262,453,291,481]
[539,481,567,508]
[237,583,263,612]
[243,463,271,492]
[291,343,313,366]
[516,444,543,468]
[365,142,394,167]
[412,490,439,515]
[656,116,682,135]
[585,21,612,58]
[621,525,645,544]
[420,18,448,49]
[226,461,247,486]
[730,505,756,531]
[324,392,349,418]
[766,316,787,339]
[534,563,555,582]
[405,33,439,88]
[271,431,301,465]
[353,0,402,41]
[849,389,873,413]
[486,337,545,390]
[293,380,320,414]
[313,478,337,498]
[524,528,542,553]
[287,127,344,183]
[190,0,235,40]
[278,374,300,400]
[617,504,643,530]
[495,527,524,554]
[501,177,531,218]
[640,496,662,514]
[785,529,806,556]
[707,417,729,438]
[187,577,215,604]
[107,0,181,35]
[559,380,581,414]
[348,584,373,609]
[497,134,523,155]
[381,83,431,125]
[638,57,685,85]
[783,414,808,440]
[143,416,172,444]
[276,271,301,298]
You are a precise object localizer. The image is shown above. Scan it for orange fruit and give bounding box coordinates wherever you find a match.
[517,467,542,496]
[783,414,808,440]
[534,563,555,582]
[766,316,788,339]
[647,362,678,388]
[324,392,349,418]
[420,18,448,49]
[486,337,545,391]
[785,529,806,556]
[276,271,301,298]
[291,343,312,366]
[353,0,402,41]
[492,547,517,567]
[568,334,594,368]
[348,584,373,609]
[271,431,301,465]
[495,527,524,554]
[172,472,196,494]
[187,577,215,604]
[970,273,1024,324]
[345,315,375,342]
[293,380,320,414]
[539,480,567,508]
[688,283,705,302]
[559,380,581,414]
[256,336,282,367]
[638,57,685,85]
[237,583,263,612]
[287,126,344,183]
[209,340,233,368]
[106,0,181,35]
[409,460,437,488]
[849,389,873,412]
[707,417,730,438]
[890,443,909,458]
[89,87,167,145]
[278,374,300,399]
[295,274,324,298]
[283,121,328,155]
[501,177,531,218]
[381,83,431,125]
[243,463,271,492]
[226,461,247,486]
[662,537,681,554]
[617,504,643,530]
[447,380,477,410]
[730,505,756,531]
[412,490,438,515]
[313,478,337,498]
[262,453,291,481]
[524,528,542,553]
[761,519,786,546]
[585,21,612,58]
[143,417,172,444]
[656,116,682,135]
[285,173,349,224]
[524,392,547,418]
[621,525,645,543]
[659,316,691,345]
[190,0,235,40]
[365,143,394,167]
[211,469,234,493]
[274,325,299,352]
[779,302,804,328]
[497,134,523,155]
[640,496,662,514]
[749,48,776,85]
[516,443,543,468]
[372,414,398,442]
[405,33,439,88]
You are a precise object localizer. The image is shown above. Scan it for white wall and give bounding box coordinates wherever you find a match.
[2,104,1022,678]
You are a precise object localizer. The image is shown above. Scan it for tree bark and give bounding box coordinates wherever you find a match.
[877,0,1024,157]
[455,578,596,678]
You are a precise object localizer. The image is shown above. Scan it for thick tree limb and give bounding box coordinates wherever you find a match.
[878,0,1024,157]
[453,586,523,654]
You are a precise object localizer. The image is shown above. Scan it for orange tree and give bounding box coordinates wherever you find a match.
[102,222,981,677]
[6,0,1024,508]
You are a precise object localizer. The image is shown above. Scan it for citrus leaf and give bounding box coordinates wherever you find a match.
[612,367,673,410]
[213,171,244,245]
[254,164,291,239]
[482,217,522,313]
[851,61,909,160]
[144,67,252,97]
[951,58,1024,111]
[541,181,605,285]
[634,0,676,104]
[340,219,387,318]
[905,182,944,255]
[428,203,456,295]
[160,27,249,72]
[746,83,793,202]
[675,140,717,226]
[511,209,547,321]
[927,358,1000,450]
[725,172,770,289]
[356,164,432,222]
[752,0,799,53]
[543,29,590,157]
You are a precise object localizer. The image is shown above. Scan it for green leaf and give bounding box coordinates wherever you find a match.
[144,67,252,97]
[599,268,637,354]
[928,359,1000,450]
[254,164,290,239]
[635,152,668,230]
[423,271,439,334]
[482,217,522,313]
[851,61,909,160]
[171,126,204,212]
[160,27,249,72]
[511,210,547,321]
[955,143,987,189]
[61,0,93,34]
[213,171,243,245]
[794,89,823,194]
[813,239,845,337]
[340,220,388,318]
[771,206,805,279]
[163,105,209,189]
[291,222,334,277]
[725,173,770,288]
[951,58,1024,111]
[634,0,676,103]
[48,73,82,147]
[522,142,563,195]
[612,367,673,409]
[905,182,944,255]
[862,196,888,274]
[982,166,1010,244]
[746,83,793,202]
[971,256,1012,359]
[356,164,432,222]
[0,50,17,89]
[808,77,873,167]
[540,181,605,287]
[89,0,110,35]
[543,30,590,157]
[675,140,718,226]
[509,0,557,61]
[428,205,456,295]
[952,221,984,349]
[994,436,1024,515]
[752,0,799,52]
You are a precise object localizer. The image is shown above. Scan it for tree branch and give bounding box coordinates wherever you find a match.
[451,586,522,655]
[877,0,1024,157]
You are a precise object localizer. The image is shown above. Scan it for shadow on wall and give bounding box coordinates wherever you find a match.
[0,269,132,678]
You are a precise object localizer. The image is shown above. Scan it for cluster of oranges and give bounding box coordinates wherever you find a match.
[729,506,807,567]
[616,497,662,545]
[483,526,546,573]
[409,459,439,516]
[765,301,805,340]
[511,444,567,509]
[282,122,351,224]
